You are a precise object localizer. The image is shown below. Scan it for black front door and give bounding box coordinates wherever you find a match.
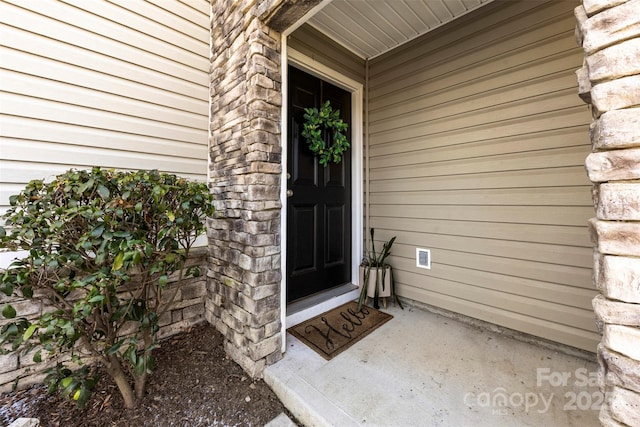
[286,65,352,303]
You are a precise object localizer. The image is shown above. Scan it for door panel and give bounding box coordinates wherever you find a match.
[325,204,345,266]
[291,204,317,273]
[287,65,352,303]
[291,120,317,187]
[325,161,345,187]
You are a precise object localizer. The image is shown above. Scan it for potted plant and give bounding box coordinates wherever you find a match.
[357,228,404,311]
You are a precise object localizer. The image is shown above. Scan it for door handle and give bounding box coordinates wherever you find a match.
[286,189,293,197]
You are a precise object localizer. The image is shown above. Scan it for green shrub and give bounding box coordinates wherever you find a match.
[0,168,215,408]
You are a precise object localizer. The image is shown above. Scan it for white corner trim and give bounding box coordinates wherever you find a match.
[280,34,289,354]
[279,46,364,352]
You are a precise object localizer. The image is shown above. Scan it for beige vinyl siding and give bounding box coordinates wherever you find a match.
[367,0,596,351]
[288,24,366,84]
[0,0,210,214]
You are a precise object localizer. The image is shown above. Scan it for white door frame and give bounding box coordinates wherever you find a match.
[279,41,364,351]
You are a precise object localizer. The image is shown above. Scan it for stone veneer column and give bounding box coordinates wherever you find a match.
[576,0,640,425]
[206,0,320,377]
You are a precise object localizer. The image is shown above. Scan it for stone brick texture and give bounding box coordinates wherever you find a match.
[207,0,292,378]
[577,0,640,424]
[0,249,208,393]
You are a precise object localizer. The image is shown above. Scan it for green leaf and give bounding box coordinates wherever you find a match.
[112,252,124,271]
[22,286,33,298]
[107,339,125,355]
[2,324,19,338]
[0,280,14,297]
[167,212,175,222]
[88,295,105,304]
[78,178,94,194]
[33,349,42,363]
[61,377,73,388]
[134,356,145,376]
[158,275,168,287]
[96,184,110,199]
[23,324,37,341]
[65,324,75,338]
[2,304,16,319]
[91,224,105,237]
[95,250,106,265]
[76,386,91,407]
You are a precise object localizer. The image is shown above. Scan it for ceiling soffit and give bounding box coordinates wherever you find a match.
[306,0,495,59]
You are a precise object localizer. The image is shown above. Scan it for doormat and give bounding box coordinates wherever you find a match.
[288,301,393,360]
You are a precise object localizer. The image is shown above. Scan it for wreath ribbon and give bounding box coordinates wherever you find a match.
[302,100,350,166]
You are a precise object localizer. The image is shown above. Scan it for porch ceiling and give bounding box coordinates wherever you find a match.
[306,0,494,59]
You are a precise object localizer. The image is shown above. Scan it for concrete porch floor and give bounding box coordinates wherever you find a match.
[264,302,601,427]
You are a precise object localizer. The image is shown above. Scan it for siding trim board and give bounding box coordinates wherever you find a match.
[367,0,595,351]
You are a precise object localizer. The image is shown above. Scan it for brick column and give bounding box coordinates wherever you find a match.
[576,0,640,425]
[206,0,320,377]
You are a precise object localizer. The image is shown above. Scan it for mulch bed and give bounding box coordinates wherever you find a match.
[0,323,297,426]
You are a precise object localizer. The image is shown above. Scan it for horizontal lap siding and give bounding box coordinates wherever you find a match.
[0,0,210,213]
[368,0,597,351]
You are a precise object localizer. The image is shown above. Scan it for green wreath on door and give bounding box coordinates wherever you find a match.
[302,100,349,167]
